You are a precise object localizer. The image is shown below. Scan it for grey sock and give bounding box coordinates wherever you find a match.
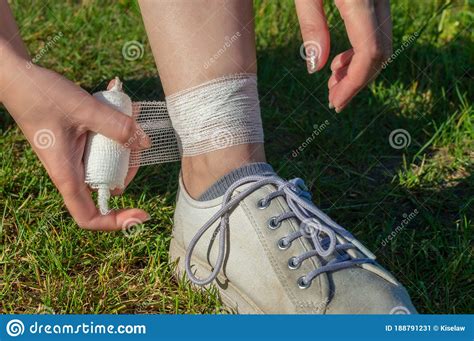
[198,162,275,201]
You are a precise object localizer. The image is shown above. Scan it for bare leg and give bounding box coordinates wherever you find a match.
[139,0,265,198]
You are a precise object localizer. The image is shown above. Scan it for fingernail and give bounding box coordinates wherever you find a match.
[134,214,151,226]
[306,46,319,74]
[137,127,151,149]
[335,107,342,113]
[328,102,334,109]
[139,135,151,149]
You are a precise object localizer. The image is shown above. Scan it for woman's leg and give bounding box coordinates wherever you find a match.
[139,0,265,198]
[138,0,417,315]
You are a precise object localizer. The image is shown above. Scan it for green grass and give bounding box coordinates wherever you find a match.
[1,0,472,314]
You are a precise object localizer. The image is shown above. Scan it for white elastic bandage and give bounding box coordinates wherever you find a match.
[166,73,264,156]
[130,101,180,167]
[84,78,133,214]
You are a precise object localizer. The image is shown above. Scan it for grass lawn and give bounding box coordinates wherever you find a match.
[0,0,472,314]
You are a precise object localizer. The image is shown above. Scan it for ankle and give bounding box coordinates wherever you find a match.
[181,143,266,198]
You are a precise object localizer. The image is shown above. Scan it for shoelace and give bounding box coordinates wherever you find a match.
[185,175,376,287]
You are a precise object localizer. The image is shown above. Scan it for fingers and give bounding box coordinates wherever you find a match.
[56,171,149,231]
[107,78,117,90]
[106,78,140,196]
[295,0,330,73]
[80,83,150,150]
[81,79,141,197]
[124,166,139,188]
[37,130,148,231]
[330,49,354,72]
[328,64,348,89]
[328,49,353,89]
[69,79,146,229]
[328,0,385,111]
[335,0,383,57]
[110,166,139,196]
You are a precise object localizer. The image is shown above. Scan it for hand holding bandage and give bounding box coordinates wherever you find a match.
[2,65,150,230]
[84,78,136,215]
[84,78,180,215]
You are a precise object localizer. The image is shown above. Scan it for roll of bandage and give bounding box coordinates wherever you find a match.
[84,77,133,215]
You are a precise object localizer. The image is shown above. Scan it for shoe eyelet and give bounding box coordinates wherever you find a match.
[267,217,281,230]
[288,257,300,270]
[257,198,270,209]
[297,276,311,289]
[277,238,291,250]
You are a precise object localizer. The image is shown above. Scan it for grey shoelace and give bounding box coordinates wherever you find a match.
[185,175,376,287]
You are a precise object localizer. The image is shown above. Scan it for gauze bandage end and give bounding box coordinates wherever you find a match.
[130,101,180,166]
[84,78,132,215]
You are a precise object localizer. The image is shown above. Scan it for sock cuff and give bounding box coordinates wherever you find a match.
[198,162,274,201]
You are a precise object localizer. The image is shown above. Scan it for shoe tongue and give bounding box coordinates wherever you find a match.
[197,162,275,201]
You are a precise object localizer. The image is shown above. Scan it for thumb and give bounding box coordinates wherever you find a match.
[81,85,150,150]
[295,0,330,73]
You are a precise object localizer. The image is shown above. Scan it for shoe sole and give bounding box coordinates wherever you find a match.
[169,239,264,314]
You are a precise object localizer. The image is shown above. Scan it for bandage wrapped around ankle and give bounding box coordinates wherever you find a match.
[84,73,263,214]
[166,73,264,156]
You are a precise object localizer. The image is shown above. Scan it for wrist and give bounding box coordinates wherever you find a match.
[0,44,31,102]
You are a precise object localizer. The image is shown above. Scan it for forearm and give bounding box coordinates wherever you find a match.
[0,0,30,98]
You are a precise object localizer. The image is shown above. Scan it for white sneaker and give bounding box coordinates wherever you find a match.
[170,174,417,314]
